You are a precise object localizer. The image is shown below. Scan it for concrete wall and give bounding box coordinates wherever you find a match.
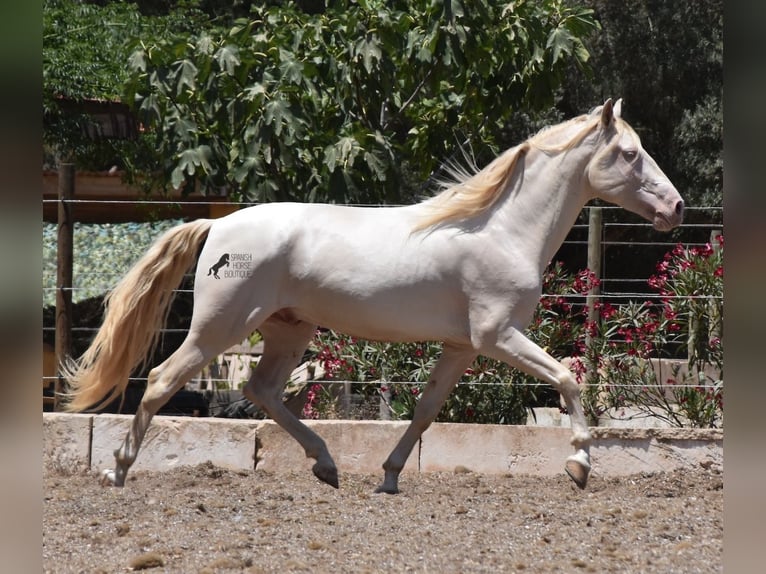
[43,413,722,479]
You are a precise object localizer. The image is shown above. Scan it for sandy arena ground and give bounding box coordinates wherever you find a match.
[43,461,722,573]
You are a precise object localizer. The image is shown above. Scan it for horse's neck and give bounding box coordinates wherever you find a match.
[488,146,592,275]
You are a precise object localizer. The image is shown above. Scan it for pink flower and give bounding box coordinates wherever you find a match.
[599,302,617,319]
[664,309,678,320]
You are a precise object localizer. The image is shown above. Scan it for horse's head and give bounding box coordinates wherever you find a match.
[585,99,684,231]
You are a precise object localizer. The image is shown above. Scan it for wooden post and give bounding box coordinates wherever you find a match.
[55,164,75,411]
[583,206,602,425]
[586,207,602,345]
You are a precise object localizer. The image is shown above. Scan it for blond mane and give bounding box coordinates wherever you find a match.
[414,113,607,231]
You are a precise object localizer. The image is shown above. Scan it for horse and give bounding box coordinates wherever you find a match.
[63,99,684,493]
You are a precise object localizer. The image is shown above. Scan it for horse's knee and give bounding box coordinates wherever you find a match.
[551,367,579,398]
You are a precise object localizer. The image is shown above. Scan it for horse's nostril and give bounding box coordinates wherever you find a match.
[675,200,684,216]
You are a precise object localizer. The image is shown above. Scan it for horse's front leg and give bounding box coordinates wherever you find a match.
[376,345,475,494]
[484,327,592,489]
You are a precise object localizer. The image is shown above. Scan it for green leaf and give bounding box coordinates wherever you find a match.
[215,44,241,76]
[171,165,185,190]
[355,35,382,74]
[174,59,198,94]
[546,27,573,64]
[263,98,292,136]
[128,49,146,73]
[279,48,304,84]
[243,83,267,101]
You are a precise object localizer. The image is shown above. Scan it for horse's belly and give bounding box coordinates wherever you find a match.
[288,287,469,344]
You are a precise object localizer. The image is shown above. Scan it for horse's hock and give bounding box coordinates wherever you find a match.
[43,413,722,479]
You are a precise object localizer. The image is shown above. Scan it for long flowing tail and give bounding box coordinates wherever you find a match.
[62,219,213,412]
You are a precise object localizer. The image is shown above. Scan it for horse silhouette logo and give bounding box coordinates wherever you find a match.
[207,253,230,279]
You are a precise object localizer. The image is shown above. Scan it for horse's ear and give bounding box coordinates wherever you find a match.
[600,98,614,127]
[613,98,623,119]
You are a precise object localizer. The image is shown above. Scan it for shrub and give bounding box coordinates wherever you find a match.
[576,234,723,427]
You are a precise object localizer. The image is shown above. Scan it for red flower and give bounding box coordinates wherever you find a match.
[664,309,678,321]
[599,302,617,319]
[714,266,723,278]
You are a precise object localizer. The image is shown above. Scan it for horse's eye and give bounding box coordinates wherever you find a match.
[622,149,638,162]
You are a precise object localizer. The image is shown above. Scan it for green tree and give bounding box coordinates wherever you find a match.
[43,0,211,169]
[122,0,599,203]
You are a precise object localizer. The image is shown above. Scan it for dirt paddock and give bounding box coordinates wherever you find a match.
[43,462,722,573]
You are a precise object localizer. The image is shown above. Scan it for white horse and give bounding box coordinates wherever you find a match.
[64,99,684,492]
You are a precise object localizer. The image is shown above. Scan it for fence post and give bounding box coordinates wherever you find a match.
[583,207,602,424]
[586,207,602,345]
[55,163,75,411]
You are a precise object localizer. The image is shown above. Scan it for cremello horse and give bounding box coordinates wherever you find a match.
[64,99,684,492]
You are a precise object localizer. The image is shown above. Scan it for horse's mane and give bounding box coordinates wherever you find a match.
[413,113,607,231]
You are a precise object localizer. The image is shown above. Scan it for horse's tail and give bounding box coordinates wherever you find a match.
[62,219,213,412]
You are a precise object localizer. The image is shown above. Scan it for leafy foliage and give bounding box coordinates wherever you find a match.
[576,237,724,428]
[122,0,599,203]
[43,0,211,169]
[44,1,720,208]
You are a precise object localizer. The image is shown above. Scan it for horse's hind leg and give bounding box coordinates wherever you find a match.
[376,344,475,494]
[243,319,339,488]
[102,338,215,486]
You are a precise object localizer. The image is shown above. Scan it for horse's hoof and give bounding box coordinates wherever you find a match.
[100,469,117,487]
[312,463,339,489]
[374,484,399,495]
[565,459,590,490]
[100,468,126,487]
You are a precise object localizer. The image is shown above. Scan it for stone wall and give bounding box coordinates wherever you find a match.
[43,413,722,479]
